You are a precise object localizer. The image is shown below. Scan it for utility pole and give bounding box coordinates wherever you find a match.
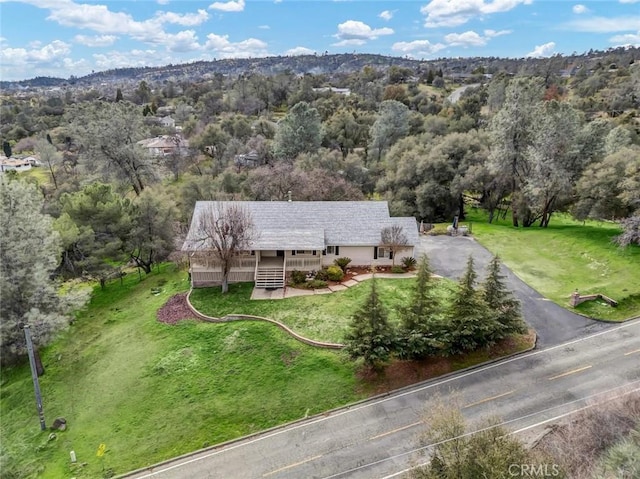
[23,325,46,431]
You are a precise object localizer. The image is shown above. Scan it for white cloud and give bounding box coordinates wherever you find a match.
[208,0,245,12]
[0,39,71,65]
[379,10,393,21]
[421,0,533,28]
[566,16,640,32]
[74,34,117,47]
[46,2,148,35]
[439,29,511,48]
[258,25,270,29]
[391,39,446,55]
[204,33,268,57]
[93,49,160,70]
[154,9,209,26]
[572,4,589,14]
[484,28,511,37]
[0,39,79,79]
[157,0,170,4]
[285,46,316,56]
[445,30,487,47]
[610,31,640,45]
[526,41,556,57]
[333,20,394,44]
[164,30,201,52]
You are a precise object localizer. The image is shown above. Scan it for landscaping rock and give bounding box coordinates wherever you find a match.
[51,417,67,431]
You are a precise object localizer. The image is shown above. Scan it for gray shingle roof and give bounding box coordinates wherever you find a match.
[182,201,418,251]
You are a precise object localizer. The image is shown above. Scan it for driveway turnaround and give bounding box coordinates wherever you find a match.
[123,319,640,479]
[416,235,613,348]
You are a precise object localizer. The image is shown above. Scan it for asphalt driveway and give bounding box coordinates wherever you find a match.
[416,235,613,348]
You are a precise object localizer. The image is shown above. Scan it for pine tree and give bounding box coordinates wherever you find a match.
[445,256,499,355]
[0,178,87,364]
[482,255,527,340]
[398,254,442,359]
[344,279,395,369]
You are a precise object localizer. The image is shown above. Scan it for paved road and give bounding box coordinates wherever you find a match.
[446,83,481,104]
[415,235,612,348]
[124,319,640,479]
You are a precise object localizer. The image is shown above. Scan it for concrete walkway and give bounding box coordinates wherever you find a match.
[250,271,417,300]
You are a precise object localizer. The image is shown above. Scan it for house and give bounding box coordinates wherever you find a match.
[233,150,263,168]
[182,201,419,288]
[158,116,176,128]
[137,135,189,157]
[0,156,32,173]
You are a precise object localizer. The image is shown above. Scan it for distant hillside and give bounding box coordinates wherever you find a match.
[1,48,639,89]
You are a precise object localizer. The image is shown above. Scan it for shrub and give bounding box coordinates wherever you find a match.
[428,224,450,236]
[334,257,352,272]
[326,265,344,281]
[290,270,306,285]
[391,266,406,274]
[401,256,417,269]
[307,279,328,289]
[315,268,329,281]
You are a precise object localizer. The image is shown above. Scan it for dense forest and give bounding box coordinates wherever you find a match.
[1,48,639,362]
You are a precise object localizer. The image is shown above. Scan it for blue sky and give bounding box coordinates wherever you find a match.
[0,0,639,81]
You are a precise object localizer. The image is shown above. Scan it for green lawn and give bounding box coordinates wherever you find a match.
[0,265,529,479]
[0,267,362,479]
[189,278,457,344]
[462,209,640,321]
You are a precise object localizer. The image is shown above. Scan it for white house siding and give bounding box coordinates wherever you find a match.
[191,270,254,287]
[321,245,414,267]
[285,250,322,271]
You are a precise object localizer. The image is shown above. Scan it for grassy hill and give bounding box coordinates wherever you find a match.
[463,209,640,321]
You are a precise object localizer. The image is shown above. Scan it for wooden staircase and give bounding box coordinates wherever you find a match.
[255,265,285,289]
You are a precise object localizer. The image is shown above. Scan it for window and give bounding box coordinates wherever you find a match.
[377,247,393,259]
[326,246,340,255]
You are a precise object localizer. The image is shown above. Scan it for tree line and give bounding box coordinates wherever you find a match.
[1,54,638,363]
[344,255,527,369]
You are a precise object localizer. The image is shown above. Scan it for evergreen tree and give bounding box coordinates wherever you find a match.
[482,255,527,340]
[398,255,442,359]
[272,101,322,159]
[445,256,499,354]
[344,279,395,369]
[57,183,132,287]
[0,178,87,364]
[127,188,177,274]
[2,140,12,158]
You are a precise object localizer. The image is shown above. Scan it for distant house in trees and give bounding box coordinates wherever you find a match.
[158,116,176,128]
[0,155,32,173]
[233,150,264,168]
[182,200,419,288]
[312,87,351,96]
[137,135,189,157]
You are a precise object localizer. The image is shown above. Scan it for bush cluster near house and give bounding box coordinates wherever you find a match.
[344,254,527,369]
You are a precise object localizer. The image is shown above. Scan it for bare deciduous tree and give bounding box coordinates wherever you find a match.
[380,225,408,266]
[195,202,257,293]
